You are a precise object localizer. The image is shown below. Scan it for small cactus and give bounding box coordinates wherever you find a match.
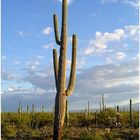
[18,100,21,118]
[101,94,105,111]
[99,102,101,112]
[42,105,44,112]
[32,104,35,113]
[88,101,90,117]
[26,104,29,114]
[116,105,119,123]
[130,99,133,128]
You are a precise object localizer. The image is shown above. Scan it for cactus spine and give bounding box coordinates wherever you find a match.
[130,99,133,128]
[52,0,77,139]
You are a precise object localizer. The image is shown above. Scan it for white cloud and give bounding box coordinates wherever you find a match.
[116,52,126,60]
[83,25,138,55]
[2,69,18,80]
[66,59,85,69]
[43,43,54,49]
[8,86,22,92]
[84,29,125,55]
[14,61,20,65]
[2,59,139,111]
[18,30,30,37]
[106,57,114,64]
[101,0,139,11]
[124,25,139,41]
[84,47,94,55]
[35,55,44,59]
[124,0,139,10]
[2,55,7,61]
[43,27,52,35]
[26,60,41,70]
[101,0,117,4]
[57,0,73,5]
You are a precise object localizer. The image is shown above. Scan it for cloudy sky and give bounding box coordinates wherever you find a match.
[2,0,139,112]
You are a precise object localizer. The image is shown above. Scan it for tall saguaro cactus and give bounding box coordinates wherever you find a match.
[52,0,77,139]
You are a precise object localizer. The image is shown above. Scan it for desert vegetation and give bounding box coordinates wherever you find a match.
[1,105,139,140]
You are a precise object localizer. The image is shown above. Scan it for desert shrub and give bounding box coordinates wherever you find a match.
[15,125,33,140]
[2,124,16,138]
[78,116,94,127]
[29,113,53,129]
[121,112,129,127]
[80,132,103,140]
[133,112,139,129]
[97,108,116,126]
[39,126,53,138]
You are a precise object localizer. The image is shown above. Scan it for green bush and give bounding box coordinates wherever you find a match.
[80,132,103,140]
[97,108,116,126]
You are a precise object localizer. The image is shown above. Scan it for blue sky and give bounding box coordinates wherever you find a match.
[2,0,139,112]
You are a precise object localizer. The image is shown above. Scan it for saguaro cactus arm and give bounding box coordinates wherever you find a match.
[53,14,61,45]
[53,49,58,88]
[66,34,77,96]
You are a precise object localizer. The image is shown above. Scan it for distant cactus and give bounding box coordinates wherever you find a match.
[116,105,119,123]
[99,102,101,112]
[41,105,44,112]
[102,94,105,111]
[52,0,77,139]
[85,105,88,116]
[123,107,125,112]
[88,101,90,117]
[130,99,133,128]
[26,104,29,114]
[32,104,35,113]
[18,100,21,118]
[117,105,119,112]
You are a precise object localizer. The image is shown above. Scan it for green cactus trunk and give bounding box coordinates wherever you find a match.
[52,0,77,139]
[117,105,119,123]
